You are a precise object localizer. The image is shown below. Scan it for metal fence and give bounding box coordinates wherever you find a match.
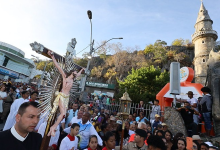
[89,100,164,120]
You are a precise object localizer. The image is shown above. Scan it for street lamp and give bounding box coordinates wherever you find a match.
[119,92,132,150]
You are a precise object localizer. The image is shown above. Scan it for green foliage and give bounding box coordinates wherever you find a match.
[36,61,53,72]
[172,38,184,46]
[73,58,88,68]
[172,38,191,46]
[144,40,168,65]
[117,66,169,103]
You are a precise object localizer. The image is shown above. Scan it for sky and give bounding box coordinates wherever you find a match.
[0,0,219,60]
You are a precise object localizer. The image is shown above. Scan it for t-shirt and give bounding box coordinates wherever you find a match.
[0,127,42,150]
[180,108,194,125]
[187,97,198,105]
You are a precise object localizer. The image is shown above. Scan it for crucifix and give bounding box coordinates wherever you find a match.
[30,39,84,150]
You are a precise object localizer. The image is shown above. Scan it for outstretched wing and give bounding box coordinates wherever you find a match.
[64,55,81,104]
[38,58,63,119]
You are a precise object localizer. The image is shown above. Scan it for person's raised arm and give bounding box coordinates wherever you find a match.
[48,50,66,79]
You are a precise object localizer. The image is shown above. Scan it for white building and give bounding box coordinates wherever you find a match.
[0,41,41,83]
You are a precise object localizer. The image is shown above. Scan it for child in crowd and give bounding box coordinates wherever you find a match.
[60,123,79,150]
[102,132,116,150]
[84,135,98,150]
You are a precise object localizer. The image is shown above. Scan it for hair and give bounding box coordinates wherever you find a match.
[11,86,16,92]
[193,140,200,149]
[59,70,76,92]
[0,84,6,91]
[172,132,185,150]
[147,135,166,150]
[199,143,209,150]
[138,122,146,128]
[115,124,130,143]
[125,120,130,126]
[156,130,164,137]
[101,123,109,131]
[87,135,98,148]
[18,101,38,116]
[89,135,98,143]
[103,131,115,142]
[164,130,173,142]
[31,91,39,96]
[201,87,211,93]
[177,139,187,150]
[21,90,29,95]
[157,124,163,129]
[71,123,80,129]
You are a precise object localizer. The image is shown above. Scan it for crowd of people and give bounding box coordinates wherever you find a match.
[0,77,219,150]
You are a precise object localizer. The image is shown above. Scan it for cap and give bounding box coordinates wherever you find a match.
[135,129,147,139]
[192,135,201,140]
[155,114,160,118]
[116,120,122,124]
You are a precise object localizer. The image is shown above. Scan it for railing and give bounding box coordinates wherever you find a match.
[192,30,218,40]
[88,100,164,121]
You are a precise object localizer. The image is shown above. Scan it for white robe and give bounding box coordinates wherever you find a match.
[0,91,7,113]
[60,135,78,150]
[38,122,60,147]
[3,98,28,131]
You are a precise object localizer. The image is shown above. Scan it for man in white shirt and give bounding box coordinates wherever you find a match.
[177,91,199,124]
[63,110,83,133]
[77,112,103,149]
[65,103,78,128]
[3,91,30,131]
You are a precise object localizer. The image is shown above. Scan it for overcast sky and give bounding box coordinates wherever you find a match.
[0,0,219,59]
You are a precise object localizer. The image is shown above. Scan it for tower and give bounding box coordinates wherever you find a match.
[192,2,218,85]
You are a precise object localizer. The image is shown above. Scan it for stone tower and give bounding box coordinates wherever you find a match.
[192,2,218,85]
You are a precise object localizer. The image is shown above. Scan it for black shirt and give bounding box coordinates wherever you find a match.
[180,108,194,125]
[0,129,42,150]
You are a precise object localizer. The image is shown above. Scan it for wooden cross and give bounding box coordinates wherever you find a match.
[30,40,83,72]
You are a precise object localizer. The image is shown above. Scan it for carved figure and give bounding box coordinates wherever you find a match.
[47,50,83,137]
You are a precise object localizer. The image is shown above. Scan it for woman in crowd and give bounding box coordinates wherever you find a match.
[84,135,98,150]
[156,130,164,137]
[165,130,173,150]
[193,140,200,150]
[176,139,187,150]
[115,124,130,146]
[102,132,115,150]
[171,132,185,150]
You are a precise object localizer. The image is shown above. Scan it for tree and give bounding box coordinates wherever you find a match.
[172,38,184,46]
[144,40,168,67]
[172,38,191,46]
[117,66,169,103]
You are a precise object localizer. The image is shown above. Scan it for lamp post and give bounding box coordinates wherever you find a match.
[80,10,123,94]
[119,92,132,150]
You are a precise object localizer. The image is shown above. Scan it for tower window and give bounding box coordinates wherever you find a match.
[203,59,205,62]
[202,40,205,44]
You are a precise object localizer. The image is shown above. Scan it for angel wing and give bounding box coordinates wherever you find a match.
[38,55,82,119]
[38,58,63,119]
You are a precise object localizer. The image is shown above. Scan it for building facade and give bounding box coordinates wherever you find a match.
[0,41,41,82]
[192,2,218,85]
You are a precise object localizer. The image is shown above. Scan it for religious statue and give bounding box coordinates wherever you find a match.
[30,40,85,149]
[47,50,83,137]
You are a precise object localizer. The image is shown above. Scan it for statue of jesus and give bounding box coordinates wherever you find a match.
[47,50,84,137]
